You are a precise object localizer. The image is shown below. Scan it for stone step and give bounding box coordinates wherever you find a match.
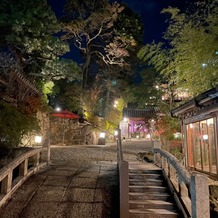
[129,185,168,193]
[129,209,180,218]
[129,173,163,180]
[129,200,176,210]
[129,169,162,174]
[129,179,165,186]
[128,163,180,217]
[129,192,172,201]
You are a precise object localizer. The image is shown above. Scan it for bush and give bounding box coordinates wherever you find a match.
[0,101,39,150]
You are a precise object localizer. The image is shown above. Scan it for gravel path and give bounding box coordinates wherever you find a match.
[0,140,152,218]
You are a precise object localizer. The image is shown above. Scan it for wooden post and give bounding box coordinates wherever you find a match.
[190,173,209,218]
[33,153,40,167]
[19,159,28,176]
[120,161,129,218]
[1,172,13,194]
[47,118,51,164]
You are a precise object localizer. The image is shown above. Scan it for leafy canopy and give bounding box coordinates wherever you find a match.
[138,0,218,96]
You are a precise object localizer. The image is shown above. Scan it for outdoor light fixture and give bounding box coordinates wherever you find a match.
[114,130,118,136]
[123,117,128,122]
[35,136,42,143]
[55,107,61,112]
[100,132,106,138]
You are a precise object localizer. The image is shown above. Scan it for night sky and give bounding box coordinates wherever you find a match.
[48,0,193,44]
[48,0,194,61]
[115,0,193,43]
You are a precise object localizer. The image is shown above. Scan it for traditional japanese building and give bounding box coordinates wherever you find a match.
[172,86,218,177]
[120,108,155,139]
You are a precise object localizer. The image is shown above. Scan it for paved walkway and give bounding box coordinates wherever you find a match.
[0,140,152,218]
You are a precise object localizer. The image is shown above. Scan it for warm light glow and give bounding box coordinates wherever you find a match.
[100,132,106,138]
[56,107,61,112]
[114,130,118,136]
[202,63,208,68]
[123,117,128,122]
[207,118,214,126]
[190,123,193,128]
[203,134,208,140]
[136,135,139,138]
[35,136,42,143]
[114,100,118,108]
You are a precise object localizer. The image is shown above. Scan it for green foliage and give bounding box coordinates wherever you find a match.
[0,0,81,82]
[0,0,67,58]
[156,102,180,141]
[124,68,162,108]
[51,80,83,112]
[0,101,39,149]
[114,6,144,47]
[106,98,124,126]
[138,1,218,96]
[40,58,82,81]
[62,0,143,88]
[42,81,54,95]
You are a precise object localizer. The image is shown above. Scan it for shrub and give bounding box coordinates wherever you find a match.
[0,101,39,151]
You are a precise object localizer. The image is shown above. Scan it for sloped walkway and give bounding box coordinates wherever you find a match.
[0,140,155,218]
[0,145,119,218]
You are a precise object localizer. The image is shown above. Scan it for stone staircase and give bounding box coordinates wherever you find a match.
[128,162,182,218]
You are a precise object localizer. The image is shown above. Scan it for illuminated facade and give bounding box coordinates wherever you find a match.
[120,108,155,139]
[172,86,218,177]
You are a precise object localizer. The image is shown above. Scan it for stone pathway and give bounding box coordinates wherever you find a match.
[0,144,119,218]
[0,140,152,218]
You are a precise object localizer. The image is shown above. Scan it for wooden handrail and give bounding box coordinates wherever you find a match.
[0,147,47,208]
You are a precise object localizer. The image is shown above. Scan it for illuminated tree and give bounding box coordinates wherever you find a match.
[138,0,218,96]
[0,0,80,81]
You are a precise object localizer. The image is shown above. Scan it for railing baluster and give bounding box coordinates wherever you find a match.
[154,147,209,218]
[19,159,28,176]
[33,153,40,167]
[0,148,47,208]
[1,172,12,194]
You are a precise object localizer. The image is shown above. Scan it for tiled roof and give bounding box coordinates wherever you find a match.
[123,108,155,118]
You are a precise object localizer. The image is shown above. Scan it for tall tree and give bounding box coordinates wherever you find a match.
[124,67,162,108]
[62,0,126,88]
[0,0,80,81]
[138,0,218,96]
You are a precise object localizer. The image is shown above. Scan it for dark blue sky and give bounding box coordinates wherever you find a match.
[48,0,194,61]
[116,0,192,43]
[48,0,192,44]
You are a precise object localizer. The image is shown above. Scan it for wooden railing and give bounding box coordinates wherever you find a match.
[0,147,47,208]
[116,129,129,218]
[154,148,210,218]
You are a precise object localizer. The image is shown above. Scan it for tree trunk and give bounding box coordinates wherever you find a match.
[82,48,91,89]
